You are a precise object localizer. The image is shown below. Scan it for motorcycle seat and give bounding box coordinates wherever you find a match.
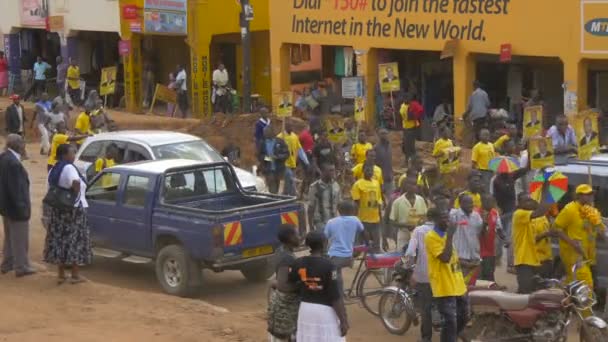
[469,290,530,311]
[365,253,401,269]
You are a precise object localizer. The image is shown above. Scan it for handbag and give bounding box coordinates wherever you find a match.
[43,185,77,210]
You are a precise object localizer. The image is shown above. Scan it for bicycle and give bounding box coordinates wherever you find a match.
[343,245,402,316]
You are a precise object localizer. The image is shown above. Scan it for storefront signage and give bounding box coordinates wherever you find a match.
[499,43,511,62]
[581,1,608,53]
[130,21,142,32]
[342,77,364,99]
[47,15,64,32]
[20,0,48,28]
[288,0,511,41]
[123,4,140,20]
[118,40,132,56]
[144,0,187,35]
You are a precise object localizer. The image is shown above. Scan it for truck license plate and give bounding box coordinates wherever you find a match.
[242,245,273,258]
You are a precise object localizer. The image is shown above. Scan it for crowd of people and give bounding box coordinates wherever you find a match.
[263,82,607,341]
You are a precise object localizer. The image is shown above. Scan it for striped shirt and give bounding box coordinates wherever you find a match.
[449,208,484,261]
[405,222,434,283]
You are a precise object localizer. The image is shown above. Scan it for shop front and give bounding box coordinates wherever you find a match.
[270,0,608,138]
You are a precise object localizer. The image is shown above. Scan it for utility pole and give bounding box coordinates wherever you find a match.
[240,0,253,112]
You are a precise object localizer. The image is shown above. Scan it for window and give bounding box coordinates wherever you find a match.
[125,143,151,163]
[79,141,105,163]
[153,140,223,163]
[163,166,235,202]
[87,172,121,203]
[124,176,150,207]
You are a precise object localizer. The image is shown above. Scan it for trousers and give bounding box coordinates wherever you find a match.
[283,167,296,196]
[330,256,353,295]
[38,123,50,154]
[1,217,32,273]
[436,295,468,342]
[415,283,434,341]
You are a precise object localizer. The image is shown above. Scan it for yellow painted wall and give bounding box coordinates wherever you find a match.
[270,0,608,124]
[189,0,271,116]
[119,0,271,116]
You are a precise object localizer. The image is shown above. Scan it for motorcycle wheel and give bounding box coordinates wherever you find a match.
[460,314,519,342]
[378,290,414,335]
[580,324,608,342]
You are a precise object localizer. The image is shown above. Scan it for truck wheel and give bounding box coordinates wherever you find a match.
[155,244,202,297]
[240,258,274,282]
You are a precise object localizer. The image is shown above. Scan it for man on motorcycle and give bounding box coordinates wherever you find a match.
[405,207,440,342]
[425,209,468,342]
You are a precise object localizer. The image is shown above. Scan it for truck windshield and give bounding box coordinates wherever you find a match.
[153,140,224,163]
[163,166,236,202]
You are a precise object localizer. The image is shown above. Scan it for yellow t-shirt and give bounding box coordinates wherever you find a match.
[75,112,92,145]
[95,158,116,188]
[67,65,80,89]
[400,103,418,129]
[277,132,301,169]
[554,201,587,265]
[453,191,482,210]
[512,209,540,266]
[48,133,69,166]
[493,135,510,151]
[532,216,552,262]
[351,163,384,185]
[425,229,467,298]
[350,142,372,165]
[351,178,382,223]
[432,138,454,157]
[471,142,495,170]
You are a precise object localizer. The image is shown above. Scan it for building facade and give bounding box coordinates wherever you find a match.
[119,0,271,116]
[269,0,608,134]
[0,0,121,95]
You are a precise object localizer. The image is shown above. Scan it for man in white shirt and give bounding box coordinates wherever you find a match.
[175,65,188,118]
[390,178,428,252]
[212,63,230,114]
[405,208,440,342]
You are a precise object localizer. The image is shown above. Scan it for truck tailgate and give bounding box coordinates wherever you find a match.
[219,202,303,261]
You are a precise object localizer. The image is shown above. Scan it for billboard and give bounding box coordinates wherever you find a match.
[581,0,608,53]
[144,0,187,35]
[20,0,48,28]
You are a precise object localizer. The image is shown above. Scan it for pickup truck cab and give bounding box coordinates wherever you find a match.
[86,159,303,297]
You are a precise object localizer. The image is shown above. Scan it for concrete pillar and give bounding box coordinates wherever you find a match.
[3,33,21,93]
[453,49,476,141]
[61,36,78,61]
[269,43,290,110]
[563,57,588,114]
[123,34,143,113]
[355,48,378,124]
[190,39,211,117]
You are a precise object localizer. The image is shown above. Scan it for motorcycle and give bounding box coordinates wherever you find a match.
[462,261,608,342]
[379,258,500,336]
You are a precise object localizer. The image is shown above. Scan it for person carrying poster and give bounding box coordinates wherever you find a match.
[378,63,400,93]
[529,137,555,170]
[523,105,543,139]
[574,112,599,160]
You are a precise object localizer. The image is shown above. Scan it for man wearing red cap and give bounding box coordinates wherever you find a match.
[5,95,26,137]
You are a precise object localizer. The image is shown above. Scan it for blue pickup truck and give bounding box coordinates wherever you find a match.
[85,159,304,297]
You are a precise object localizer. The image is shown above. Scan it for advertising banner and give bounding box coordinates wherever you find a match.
[581,0,608,53]
[144,0,187,35]
[20,0,48,28]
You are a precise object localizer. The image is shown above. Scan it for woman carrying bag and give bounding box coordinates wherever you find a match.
[43,144,92,284]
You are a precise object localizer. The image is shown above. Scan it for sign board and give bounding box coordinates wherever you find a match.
[529,136,555,170]
[118,40,131,56]
[148,83,177,114]
[499,43,512,62]
[122,4,140,20]
[100,67,117,96]
[47,15,64,32]
[276,92,294,117]
[144,0,187,35]
[581,0,608,54]
[341,77,363,99]
[130,21,142,32]
[20,0,48,28]
[574,110,600,160]
[440,39,458,59]
[378,62,400,93]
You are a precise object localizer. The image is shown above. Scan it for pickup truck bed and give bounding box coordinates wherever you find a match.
[173,193,282,212]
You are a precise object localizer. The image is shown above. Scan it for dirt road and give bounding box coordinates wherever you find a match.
[0,122,577,341]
